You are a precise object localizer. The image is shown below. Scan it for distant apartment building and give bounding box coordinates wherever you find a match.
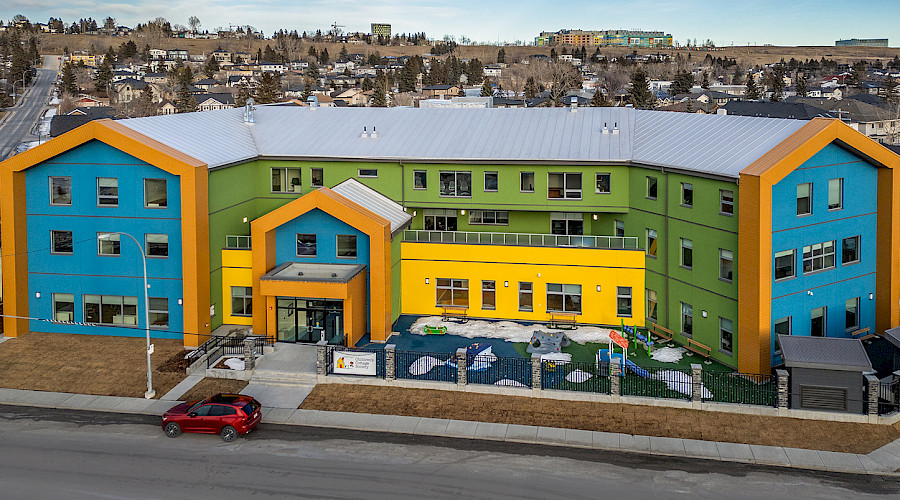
[536,29,673,47]
[371,23,391,39]
[835,38,889,47]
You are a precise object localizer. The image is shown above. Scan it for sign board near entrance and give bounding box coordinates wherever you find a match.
[333,350,377,376]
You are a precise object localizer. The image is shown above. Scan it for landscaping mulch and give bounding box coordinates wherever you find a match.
[178,378,249,402]
[0,332,188,398]
[301,384,900,454]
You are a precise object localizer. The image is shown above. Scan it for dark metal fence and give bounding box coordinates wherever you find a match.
[541,360,609,394]
[206,335,273,368]
[327,346,386,377]
[395,350,457,383]
[621,366,692,400]
[702,371,777,406]
[878,380,900,415]
[466,354,532,388]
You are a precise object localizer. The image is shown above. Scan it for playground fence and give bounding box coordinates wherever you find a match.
[701,371,777,406]
[620,366,693,401]
[541,360,610,394]
[467,353,533,388]
[395,349,458,383]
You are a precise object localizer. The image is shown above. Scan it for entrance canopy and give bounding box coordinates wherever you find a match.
[262,262,366,283]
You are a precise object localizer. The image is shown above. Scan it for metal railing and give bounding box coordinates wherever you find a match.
[207,335,273,368]
[541,360,610,393]
[702,371,776,406]
[395,350,457,383]
[621,366,693,401]
[466,354,532,388]
[225,235,251,249]
[403,230,640,250]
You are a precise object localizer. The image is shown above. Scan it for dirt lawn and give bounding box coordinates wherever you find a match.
[0,332,188,398]
[302,385,900,454]
[179,378,249,402]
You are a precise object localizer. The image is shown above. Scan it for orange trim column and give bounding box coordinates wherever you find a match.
[876,167,900,333]
[0,169,28,337]
[737,174,771,374]
[180,165,210,348]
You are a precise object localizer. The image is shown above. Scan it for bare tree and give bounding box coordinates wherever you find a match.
[188,16,201,33]
[499,64,528,98]
[595,68,629,103]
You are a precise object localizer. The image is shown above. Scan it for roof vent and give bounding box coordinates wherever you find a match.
[331,273,338,278]
[570,96,578,112]
[360,126,369,138]
[602,122,609,134]
[243,98,255,123]
[612,122,619,135]
[297,271,304,276]
[370,126,378,139]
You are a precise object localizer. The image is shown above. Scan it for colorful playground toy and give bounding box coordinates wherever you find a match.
[423,325,447,335]
[526,331,570,355]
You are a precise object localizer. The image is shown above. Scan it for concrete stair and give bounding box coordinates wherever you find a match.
[250,369,318,387]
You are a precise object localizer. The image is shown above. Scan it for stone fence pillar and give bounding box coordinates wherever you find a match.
[775,369,790,409]
[866,374,880,416]
[456,347,467,388]
[316,339,328,376]
[690,363,703,402]
[385,344,396,381]
[243,337,256,371]
[610,358,621,396]
[531,354,542,390]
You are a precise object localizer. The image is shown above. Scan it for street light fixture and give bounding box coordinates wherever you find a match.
[99,232,155,399]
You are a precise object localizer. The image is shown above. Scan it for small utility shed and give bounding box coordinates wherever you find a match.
[779,335,873,414]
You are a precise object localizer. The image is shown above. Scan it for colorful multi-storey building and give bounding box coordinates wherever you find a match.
[536,29,673,47]
[2,107,897,375]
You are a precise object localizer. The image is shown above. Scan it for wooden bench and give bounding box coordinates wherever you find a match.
[648,322,673,342]
[548,312,578,330]
[850,327,870,338]
[441,306,468,323]
[685,337,712,358]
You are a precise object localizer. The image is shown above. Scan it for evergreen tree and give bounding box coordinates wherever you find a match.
[203,56,219,79]
[27,36,39,64]
[524,77,538,99]
[700,71,710,89]
[882,76,898,104]
[671,70,694,95]
[319,48,330,64]
[361,77,373,91]
[796,74,809,97]
[236,81,251,106]
[93,55,114,94]
[175,67,197,113]
[60,62,78,95]
[465,58,483,85]
[372,70,388,107]
[744,74,761,100]
[481,77,493,97]
[134,85,156,117]
[398,59,417,93]
[255,72,280,103]
[497,48,506,64]
[628,68,654,109]
[339,45,349,61]
[457,85,466,97]
[550,48,557,61]
[589,89,611,107]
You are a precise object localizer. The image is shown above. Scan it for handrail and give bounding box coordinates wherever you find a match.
[402,230,640,250]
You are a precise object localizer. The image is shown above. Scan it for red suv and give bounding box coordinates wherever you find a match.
[162,393,262,442]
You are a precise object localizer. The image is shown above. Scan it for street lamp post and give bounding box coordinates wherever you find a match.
[11,75,28,106]
[100,232,155,399]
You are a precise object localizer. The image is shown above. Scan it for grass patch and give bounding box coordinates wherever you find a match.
[179,378,249,402]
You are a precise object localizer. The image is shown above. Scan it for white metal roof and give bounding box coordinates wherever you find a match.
[331,178,412,235]
[117,106,808,178]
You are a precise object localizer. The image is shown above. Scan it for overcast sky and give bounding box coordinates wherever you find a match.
[4,0,899,46]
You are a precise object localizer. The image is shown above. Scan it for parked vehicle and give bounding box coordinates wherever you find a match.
[162,393,261,442]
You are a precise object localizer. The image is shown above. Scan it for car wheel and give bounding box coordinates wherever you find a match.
[164,422,181,438]
[220,425,237,443]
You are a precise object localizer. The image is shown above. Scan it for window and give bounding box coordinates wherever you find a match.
[842,236,860,265]
[271,168,302,193]
[311,168,324,188]
[595,173,611,194]
[358,168,378,178]
[720,189,734,215]
[773,317,791,354]
[482,281,495,310]
[681,302,693,337]
[149,297,169,328]
[439,171,472,197]
[681,182,693,207]
[616,286,632,317]
[424,209,457,231]
[811,306,826,337]
[646,289,658,322]
[97,233,120,256]
[413,170,427,190]
[145,234,168,258]
[144,178,167,208]
[719,249,733,282]
[520,172,535,192]
[681,238,693,269]
[97,177,118,206]
[547,284,582,313]
[51,230,73,254]
[52,293,75,322]
[774,250,795,280]
[550,212,583,235]
[548,172,582,199]
[719,318,734,354]
[615,220,624,237]
[231,286,252,316]
[828,178,843,210]
[50,176,72,206]
[796,182,811,216]
[518,282,533,311]
[646,176,658,200]
[336,235,357,258]
[469,210,508,225]
[484,172,498,192]
[436,278,468,307]
[646,229,657,257]
[846,297,860,331]
[84,294,138,326]
[296,234,317,257]
[802,241,836,274]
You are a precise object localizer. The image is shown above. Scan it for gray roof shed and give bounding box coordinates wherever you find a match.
[779,335,873,372]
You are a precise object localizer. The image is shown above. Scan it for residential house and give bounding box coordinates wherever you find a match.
[196,93,236,111]
[423,84,460,99]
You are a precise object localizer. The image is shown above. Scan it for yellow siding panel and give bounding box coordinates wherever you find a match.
[221,249,253,325]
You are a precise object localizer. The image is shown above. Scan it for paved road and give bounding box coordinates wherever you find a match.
[0,55,61,160]
[0,406,896,499]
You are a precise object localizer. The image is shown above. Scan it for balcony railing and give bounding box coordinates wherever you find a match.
[402,230,640,250]
[225,235,251,249]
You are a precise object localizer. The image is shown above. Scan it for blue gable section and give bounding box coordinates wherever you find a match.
[274,208,370,267]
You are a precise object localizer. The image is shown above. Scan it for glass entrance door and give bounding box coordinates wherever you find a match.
[275,297,344,345]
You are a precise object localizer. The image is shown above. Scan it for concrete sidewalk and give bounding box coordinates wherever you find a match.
[0,386,898,476]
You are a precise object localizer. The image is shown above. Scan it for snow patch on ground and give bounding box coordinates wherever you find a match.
[410,316,615,344]
[565,369,593,383]
[650,346,687,363]
[223,358,245,371]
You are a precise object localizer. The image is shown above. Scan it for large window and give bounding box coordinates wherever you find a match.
[484,172,499,192]
[803,241,835,274]
[50,176,72,206]
[774,316,791,354]
[311,168,324,188]
[424,209,457,231]
[646,176,657,200]
[617,286,632,317]
[482,281,495,310]
[846,297,860,331]
[842,236,860,265]
[144,178,167,208]
[547,284,582,313]
[548,172,581,199]
[551,212,583,235]
[97,233,120,256]
[52,293,75,322]
[231,286,252,316]
[271,168,301,193]
[680,238,693,269]
[719,317,734,355]
[646,289,658,322]
[97,177,118,206]
[595,173,611,194]
[149,297,169,328]
[336,235,357,258]
[436,278,468,307]
[719,249,733,282]
[720,189,734,215]
[439,171,472,197]
[145,234,168,258]
[797,182,811,216]
[84,294,138,326]
[811,306,826,337]
[828,178,843,210]
[413,170,427,190]
[681,182,693,207]
[358,168,378,178]
[469,210,508,225]
[681,302,693,337]
[646,229,657,257]
[296,234,317,257]
[518,282,533,311]
[520,172,535,192]
[774,250,795,280]
[51,230,73,254]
